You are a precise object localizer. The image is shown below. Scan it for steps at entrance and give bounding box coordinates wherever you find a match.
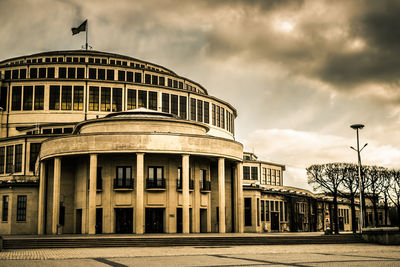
[2,234,364,249]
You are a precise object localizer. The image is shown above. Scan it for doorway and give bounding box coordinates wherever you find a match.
[271,212,279,231]
[115,208,133,234]
[145,208,164,233]
[76,209,82,234]
[96,208,103,234]
[176,208,193,233]
[200,209,207,233]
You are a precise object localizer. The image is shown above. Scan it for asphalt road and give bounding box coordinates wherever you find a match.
[1,243,399,266]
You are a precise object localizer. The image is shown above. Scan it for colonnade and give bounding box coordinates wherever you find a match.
[37,153,244,235]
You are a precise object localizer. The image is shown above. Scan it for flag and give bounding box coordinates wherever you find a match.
[71,20,87,35]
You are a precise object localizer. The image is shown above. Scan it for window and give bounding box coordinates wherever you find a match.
[112,88,122,112]
[197,99,203,122]
[12,69,19,79]
[272,169,276,185]
[204,102,209,123]
[257,199,260,226]
[168,78,172,87]
[2,195,8,221]
[58,67,66,78]
[147,166,165,188]
[162,93,169,113]
[101,87,111,111]
[16,195,27,221]
[251,167,258,180]
[6,146,13,173]
[14,144,22,172]
[152,75,158,85]
[66,57,72,62]
[159,76,165,86]
[73,86,84,111]
[190,98,196,120]
[220,107,225,129]
[138,90,147,108]
[5,70,11,79]
[261,200,265,221]
[77,68,85,79]
[98,69,105,80]
[39,68,46,78]
[261,168,267,185]
[20,69,26,79]
[115,166,133,188]
[173,80,178,88]
[145,74,151,84]
[134,72,141,83]
[243,166,250,180]
[30,68,37,78]
[11,86,22,110]
[106,69,114,80]
[49,85,60,110]
[267,169,271,184]
[276,170,281,185]
[200,169,208,190]
[118,70,125,81]
[148,91,157,111]
[47,68,55,78]
[212,104,216,126]
[171,95,178,115]
[29,143,41,172]
[0,147,4,174]
[61,86,72,110]
[179,96,187,119]
[266,201,270,221]
[216,106,220,127]
[127,71,133,82]
[97,167,102,190]
[23,86,33,110]
[127,89,136,110]
[110,59,115,65]
[89,68,96,79]
[280,202,283,221]
[245,198,252,226]
[67,67,75,79]
[89,86,99,111]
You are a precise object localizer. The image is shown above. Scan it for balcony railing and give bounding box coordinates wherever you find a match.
[113,178,134,189]
[200,181,211,191]
[146,178,166,189]
[176,179,194,190]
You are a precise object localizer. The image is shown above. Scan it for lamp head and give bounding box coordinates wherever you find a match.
[351,124,364,130]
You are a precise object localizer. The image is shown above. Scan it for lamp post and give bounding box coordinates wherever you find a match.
[350,124,367,233]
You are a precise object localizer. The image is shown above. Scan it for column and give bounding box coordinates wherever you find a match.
[182,154,190,234]
[52,157,61,234]
[218,157,226,233]
[237,162,244,233]
[38,161,46,235]
[136,153,145,234]
[88,154,97,234]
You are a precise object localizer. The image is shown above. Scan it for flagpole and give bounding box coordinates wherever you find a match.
[86,20,88,50]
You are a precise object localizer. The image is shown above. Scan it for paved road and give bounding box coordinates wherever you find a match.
[1,243,399,266]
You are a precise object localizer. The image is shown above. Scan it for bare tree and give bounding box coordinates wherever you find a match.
[388,169,400,227]
[307,163,344,234]
[364,165,386,227]
[380,169,392,226]
[339,163,359,233]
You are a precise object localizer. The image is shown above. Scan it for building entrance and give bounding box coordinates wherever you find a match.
[145,208,164,233]
[76,209,82,234]
[200,209,207,233]
[271,212,279,231]
[115,208,133,234]
[176,208,192,233]
[96,208,103,234]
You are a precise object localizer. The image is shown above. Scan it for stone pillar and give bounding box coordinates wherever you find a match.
[52,157,61,234]
[237,162,244,233]
[218,157,226,233]
[193,162,200,233]
[88,154,97,234]
[38,161,46,235]
[182,154,190,234]
[136,153,145,234]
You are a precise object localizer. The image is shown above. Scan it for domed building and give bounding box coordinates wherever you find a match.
[0,50,244,235]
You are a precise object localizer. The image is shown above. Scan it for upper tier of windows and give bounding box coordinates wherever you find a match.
[0,51,207,95]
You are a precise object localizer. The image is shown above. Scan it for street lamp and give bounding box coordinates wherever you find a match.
[350,124,367,233]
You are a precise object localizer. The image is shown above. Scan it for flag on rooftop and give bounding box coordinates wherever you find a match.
[71,20,87,35]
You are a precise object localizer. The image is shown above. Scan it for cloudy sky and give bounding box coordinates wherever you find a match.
[1,0,399,190]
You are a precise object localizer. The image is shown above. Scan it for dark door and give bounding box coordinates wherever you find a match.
[271,212,279,231]
[76,209,82,234]
[177,208,182,233]
[200,209,207,233]
[145,208,164,233]
[96,208,103,234]
[115,208,133,234]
